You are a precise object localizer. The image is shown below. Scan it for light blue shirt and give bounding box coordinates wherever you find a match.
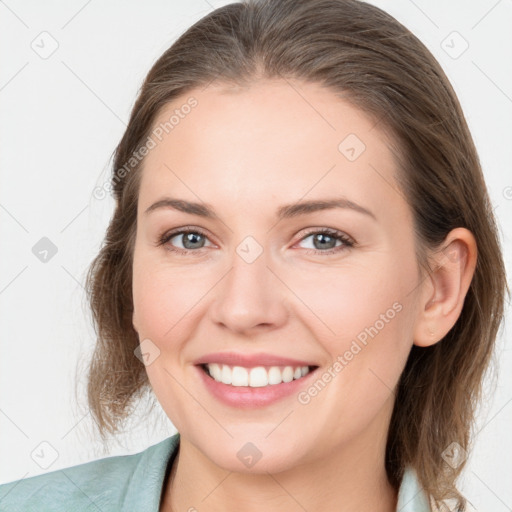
[0,432,431,511]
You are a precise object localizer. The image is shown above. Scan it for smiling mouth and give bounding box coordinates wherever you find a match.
[200,363,319,388]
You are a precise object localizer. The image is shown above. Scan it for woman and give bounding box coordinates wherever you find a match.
[0,0,506,511]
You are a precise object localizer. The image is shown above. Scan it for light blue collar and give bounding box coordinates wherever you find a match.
[396,466,432,511]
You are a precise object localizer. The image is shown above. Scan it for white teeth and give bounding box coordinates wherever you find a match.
[205,364,312,387]
[209,363,222,381]
[282,366,294,383]
[249,367,268,387]
[268,366,282,385]
[231,366,249,386]
[221,364,231,384]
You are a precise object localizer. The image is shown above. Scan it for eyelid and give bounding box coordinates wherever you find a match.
[158,225,214,246]
[295,226,355,245]
[158,225,355,255]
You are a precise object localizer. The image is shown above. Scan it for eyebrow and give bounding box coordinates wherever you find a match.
[144,197,376,220]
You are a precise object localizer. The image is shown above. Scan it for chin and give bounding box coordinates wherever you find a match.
[190,431,309,475]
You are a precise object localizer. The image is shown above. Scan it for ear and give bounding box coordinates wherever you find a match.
[413,227,477,347]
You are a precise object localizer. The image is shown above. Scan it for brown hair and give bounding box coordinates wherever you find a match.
[85,0,507,508]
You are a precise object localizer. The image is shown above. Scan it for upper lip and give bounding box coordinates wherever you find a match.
[194,352,318,368]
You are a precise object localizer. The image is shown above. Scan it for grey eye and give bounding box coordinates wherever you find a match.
[170,232,208,250]
[299,233,341,251]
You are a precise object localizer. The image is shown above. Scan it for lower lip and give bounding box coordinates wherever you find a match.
[196,365,318,408]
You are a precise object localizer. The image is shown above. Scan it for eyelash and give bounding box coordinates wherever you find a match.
[157,226,355,257]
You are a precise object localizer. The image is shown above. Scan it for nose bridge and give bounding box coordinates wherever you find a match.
[210,238,288,332]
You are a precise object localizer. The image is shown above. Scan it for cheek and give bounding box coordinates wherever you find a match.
[132,251,208,341]
[285,254,415,343]
[131,251,207,430]
[288,255,417,413]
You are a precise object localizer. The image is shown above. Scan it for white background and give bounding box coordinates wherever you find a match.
[0,0,511,510]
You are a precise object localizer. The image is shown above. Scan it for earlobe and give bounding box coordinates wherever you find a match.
[413,228,477,347]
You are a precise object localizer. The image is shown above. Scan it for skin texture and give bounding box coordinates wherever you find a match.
[131,79,477,512]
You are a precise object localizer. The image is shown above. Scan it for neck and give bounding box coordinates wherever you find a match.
[161,407,397,512]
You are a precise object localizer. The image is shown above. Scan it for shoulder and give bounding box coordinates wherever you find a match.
[0,433,180,512]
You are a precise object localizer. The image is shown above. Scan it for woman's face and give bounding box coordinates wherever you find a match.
[132,79,425,473]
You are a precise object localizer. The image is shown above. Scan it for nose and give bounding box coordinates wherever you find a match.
[208,247,289,334]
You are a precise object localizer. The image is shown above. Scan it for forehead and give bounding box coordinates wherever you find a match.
[138,79,405,219]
